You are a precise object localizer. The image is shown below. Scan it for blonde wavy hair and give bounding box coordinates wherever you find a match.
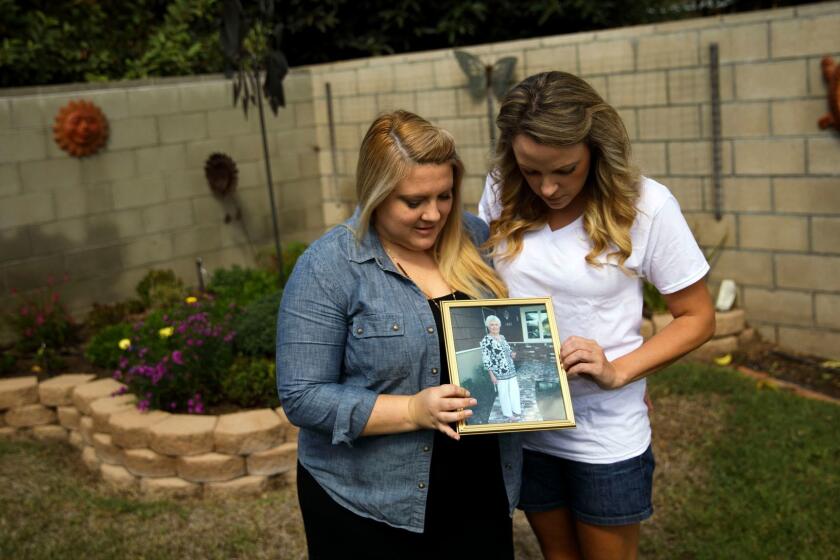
[487,71,640,267]
[354,110,507,298]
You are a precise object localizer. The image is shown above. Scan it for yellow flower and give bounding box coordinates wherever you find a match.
[159,326,174,339]
[31,365,42,373]
[185,296,198,305]
[118,338,132,350]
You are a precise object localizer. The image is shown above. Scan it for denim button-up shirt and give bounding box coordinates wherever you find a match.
[276,212,521,533]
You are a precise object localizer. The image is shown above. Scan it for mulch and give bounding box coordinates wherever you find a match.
[731,338,840,402]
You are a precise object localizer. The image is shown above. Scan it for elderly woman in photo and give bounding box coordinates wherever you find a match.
[276,110,521,559]
[480,314,522,421]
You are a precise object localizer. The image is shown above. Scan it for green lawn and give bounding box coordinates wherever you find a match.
[0,363,837,559]
[642,363,840,559]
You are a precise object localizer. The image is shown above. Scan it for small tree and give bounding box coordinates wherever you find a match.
[220,0,289,283]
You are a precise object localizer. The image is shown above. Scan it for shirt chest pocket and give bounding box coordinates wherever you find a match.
[346,313,411,381]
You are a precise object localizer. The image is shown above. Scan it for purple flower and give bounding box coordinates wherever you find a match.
[172,350,185,365]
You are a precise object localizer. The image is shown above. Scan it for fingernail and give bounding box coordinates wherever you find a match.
[464,390,471,397]
[465,410,473,416]
[469,399,477,406]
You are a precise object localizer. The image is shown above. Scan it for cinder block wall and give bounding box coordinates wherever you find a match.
[0,72,319,324]
[304,1,840,358]
[1,2,839,357]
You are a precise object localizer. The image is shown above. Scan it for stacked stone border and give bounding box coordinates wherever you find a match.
[0,375,298,499]
[642,308,751,358]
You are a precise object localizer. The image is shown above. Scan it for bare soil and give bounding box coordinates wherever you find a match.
[732,338,840,400]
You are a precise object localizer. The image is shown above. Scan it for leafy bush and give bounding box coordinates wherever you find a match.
[6,281,78,354]
[0,0,223,87]
[643,281,668,317]
[113,298,236,414]
[221,357,278,409]
[85,323,134,370]
[85,300,145,332]
[207,265,278,306]
[0,353,16,375]
[256,242,309,286]
[136,269,187,309]
[233,291,282,357]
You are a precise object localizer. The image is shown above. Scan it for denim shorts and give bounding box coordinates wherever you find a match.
[518,445,655,526]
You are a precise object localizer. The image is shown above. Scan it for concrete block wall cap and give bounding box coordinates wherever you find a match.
[714,308,746,337]
[0,376,39,410]
[214,409,284,455]
[100,463,138,490]
[38,374,97,406]
[148,414,218,457]
[5,403,57,427]
[0,426,18,438]
[275,406,300,439]
[652,312,674,334]
[91,398,138,433]
[691,335,739,360]
[79,415,95,445]
[72,378,127,415]
[176,452,246,483]
[204,474,268,499]
[92,432,124,465]
[57,406,81,430]
[246,441,298,476]
[81,445,101,472]
[123,448,177,478]
[32,424,68,442]
[109,409,170,449]
[68,430,84,449]
[140,476,202,499]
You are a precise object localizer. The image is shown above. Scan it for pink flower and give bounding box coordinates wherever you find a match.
[35,314,45,326]
[171,350,185,365]
[19,306,28,317]
[51,292,59,303]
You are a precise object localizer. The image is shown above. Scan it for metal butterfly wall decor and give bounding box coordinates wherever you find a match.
[454,50,517,149]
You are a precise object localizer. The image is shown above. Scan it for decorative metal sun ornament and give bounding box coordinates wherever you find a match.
[204,152,241,223]
[52,100,109,157]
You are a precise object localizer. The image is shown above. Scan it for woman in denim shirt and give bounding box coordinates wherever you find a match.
[276,111,522,559]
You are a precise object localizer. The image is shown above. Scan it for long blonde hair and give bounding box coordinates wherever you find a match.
[355,110,507,298]
[487,72,640,267]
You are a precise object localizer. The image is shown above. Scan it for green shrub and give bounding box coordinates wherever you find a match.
[85,300,145,331]
[136,269,187,309]
[255,242,308,286]
[6,282,78,354]
[221,357,278,409]
[233,291,282,357]
[114,299,236,414]
[85,323,134,370]
[207,266,278,306]
[0,353,16,375]
[643,281,668,317]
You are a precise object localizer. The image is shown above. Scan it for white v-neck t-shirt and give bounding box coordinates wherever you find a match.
[479,175,709,463]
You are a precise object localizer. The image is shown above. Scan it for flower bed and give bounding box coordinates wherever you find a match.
[0,375,298,498]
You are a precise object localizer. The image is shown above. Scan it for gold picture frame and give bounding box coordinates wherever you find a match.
[440,297,575,435]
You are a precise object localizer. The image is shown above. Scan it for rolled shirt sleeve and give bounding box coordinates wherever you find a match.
[276,247,378,446]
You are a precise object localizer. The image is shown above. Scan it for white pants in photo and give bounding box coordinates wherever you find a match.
[497,376,521,418]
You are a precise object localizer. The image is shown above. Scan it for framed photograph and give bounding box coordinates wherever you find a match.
[440,297,575,435]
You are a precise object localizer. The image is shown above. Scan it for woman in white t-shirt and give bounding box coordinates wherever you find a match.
[479,71,715,559]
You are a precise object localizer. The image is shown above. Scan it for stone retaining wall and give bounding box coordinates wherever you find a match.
[0,375,298,498]
[642,308,752,359]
